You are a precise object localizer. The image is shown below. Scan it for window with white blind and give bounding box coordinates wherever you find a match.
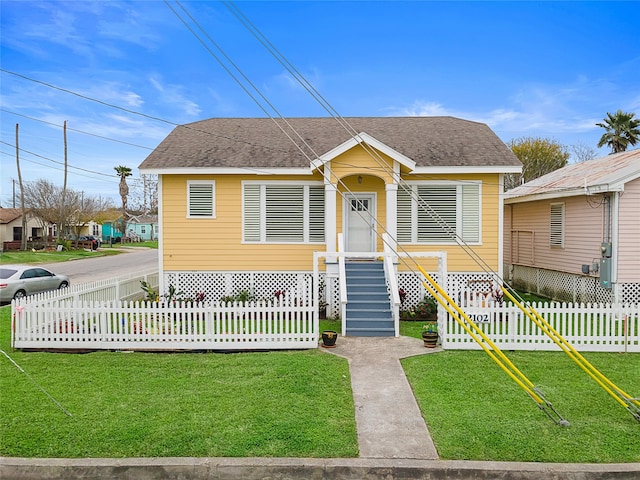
[549,203,564,248]
[187,181,215,218]
[397,182,481,244]
[243,183,325,243]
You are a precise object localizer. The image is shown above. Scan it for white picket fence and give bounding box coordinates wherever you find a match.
[11,298,318,351]
[10,271,638,352]
[442,301,640,352]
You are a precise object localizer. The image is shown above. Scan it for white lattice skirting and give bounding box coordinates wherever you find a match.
[164,270,497,317]
[507,264,639,304]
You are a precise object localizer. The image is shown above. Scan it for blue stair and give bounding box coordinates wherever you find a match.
[344,260,395,337]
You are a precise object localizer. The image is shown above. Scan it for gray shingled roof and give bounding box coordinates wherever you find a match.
[505,149,640,201]
[139,117,520,170]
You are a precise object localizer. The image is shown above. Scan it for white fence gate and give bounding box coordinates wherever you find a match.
[442,301,640,353]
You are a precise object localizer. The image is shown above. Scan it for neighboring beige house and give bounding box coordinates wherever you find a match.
[0,208,46,250]
[140,116,521,333]
[504,149,640,303]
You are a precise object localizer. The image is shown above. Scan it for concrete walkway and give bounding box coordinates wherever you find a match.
[321,335,440,459]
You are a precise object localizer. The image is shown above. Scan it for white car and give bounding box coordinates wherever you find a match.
[0,265,70,303]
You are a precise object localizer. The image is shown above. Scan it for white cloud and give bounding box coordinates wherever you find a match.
[148,75,201,118]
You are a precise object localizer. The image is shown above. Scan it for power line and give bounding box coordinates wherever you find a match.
[0,108,155,150]
[0,150,117,184]
[1,69,176,127]
[0,68,294,155]
[0,141,117,178]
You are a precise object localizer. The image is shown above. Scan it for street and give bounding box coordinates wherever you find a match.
[39,248,158,285]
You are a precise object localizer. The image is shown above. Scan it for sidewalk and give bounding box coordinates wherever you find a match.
[321,334,440,459]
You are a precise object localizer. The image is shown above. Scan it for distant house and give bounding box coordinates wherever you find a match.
[126,214,158,241]
[140,116,521,335]
[504,149,640,303]
[0,208,46,250]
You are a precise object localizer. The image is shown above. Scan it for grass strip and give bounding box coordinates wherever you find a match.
[403,349,640,463]
[0,307,357,458]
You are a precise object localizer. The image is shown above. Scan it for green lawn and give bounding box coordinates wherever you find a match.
[0,241,157,265]
[0,248,121,265]
[403,350,640,463]
[2,304,639,462]
[401,314,640,462]
[103,240,158,249]
[0,307,357,458]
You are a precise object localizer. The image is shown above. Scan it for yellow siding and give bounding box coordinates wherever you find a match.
[329,145,395,184]
[396,173,500,272]
[161,163,502,273]
[162,174,324,271]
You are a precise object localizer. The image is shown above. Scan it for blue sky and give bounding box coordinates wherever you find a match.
[1,1,639,206]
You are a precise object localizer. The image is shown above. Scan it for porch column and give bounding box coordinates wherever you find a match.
[385,183,398,254]
[325,179,337,262]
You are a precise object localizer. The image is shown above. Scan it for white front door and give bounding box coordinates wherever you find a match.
[345,193,376,252]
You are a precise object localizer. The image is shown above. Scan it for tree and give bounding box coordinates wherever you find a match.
[505,137,570,190]
[22,179,70,242]
[596,110,640,153]
[114,165,132,235]
[127,174,158,215]
[571,142,598,163]
[22,179,114,245]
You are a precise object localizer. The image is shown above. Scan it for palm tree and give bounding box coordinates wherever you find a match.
[114,165,132,237]
[596,110,640,153]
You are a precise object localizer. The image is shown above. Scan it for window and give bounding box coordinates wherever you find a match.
[141,226,146,234]
[187,181,215,218]
[549,203,564,248]
[243,183,325,243]
[397,182,481,244]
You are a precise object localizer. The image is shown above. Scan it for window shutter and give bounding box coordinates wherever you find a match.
[308,186,325,242]
[243,184,261,241]
[550,203,564,247]
[265,186,304,241]
[397,186,413,242]
[188,182,214,217]
[417,185,456,242]
[461,184,480,242]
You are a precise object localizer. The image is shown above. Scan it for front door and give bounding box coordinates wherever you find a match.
[345,193,376,252]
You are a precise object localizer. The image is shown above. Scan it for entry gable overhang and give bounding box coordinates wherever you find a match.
[310,132,416,172]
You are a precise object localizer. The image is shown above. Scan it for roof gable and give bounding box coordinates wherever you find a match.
[311,132,416,171]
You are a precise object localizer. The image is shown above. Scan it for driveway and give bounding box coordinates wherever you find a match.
[38,248,158,285]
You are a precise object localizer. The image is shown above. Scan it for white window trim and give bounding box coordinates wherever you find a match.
[242,180,325,244]
[187,180,216,219]
[398,181,482,245]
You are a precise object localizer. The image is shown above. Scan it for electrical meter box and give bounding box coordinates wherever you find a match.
[599,241,612,289]
[600,257,612,289]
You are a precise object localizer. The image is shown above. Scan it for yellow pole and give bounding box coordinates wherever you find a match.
[420,281,545,404]
[418,266,537,391]
[502,287,640,411]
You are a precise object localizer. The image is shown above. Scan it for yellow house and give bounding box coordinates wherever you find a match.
[140,117,521,336]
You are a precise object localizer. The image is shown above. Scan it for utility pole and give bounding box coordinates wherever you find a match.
[16,124,27,250]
